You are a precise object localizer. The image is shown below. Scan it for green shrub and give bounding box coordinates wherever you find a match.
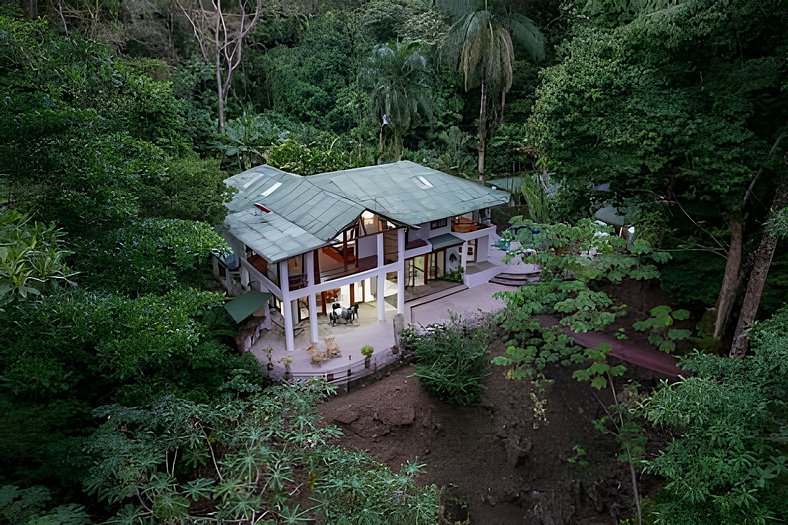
[406,319,489,406]
[76,218,227,296]
[632,305,691,354]
[438,268,464,283]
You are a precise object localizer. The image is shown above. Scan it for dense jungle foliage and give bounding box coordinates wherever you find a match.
[1,0,786,523]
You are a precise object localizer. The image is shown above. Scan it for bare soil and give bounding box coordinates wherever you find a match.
[320,353,642,524]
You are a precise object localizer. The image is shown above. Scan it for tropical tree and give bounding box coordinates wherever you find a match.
[527,0,787,347]
[175,0,266,133]
[437,0,544,181]
[642,305,788,524]
[359,40,433,161]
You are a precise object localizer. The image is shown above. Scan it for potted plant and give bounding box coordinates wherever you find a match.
[279,355,292,380]
[361,345,374,368]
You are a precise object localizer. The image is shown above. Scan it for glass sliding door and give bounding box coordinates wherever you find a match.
[429,249,446,280]
[406,256,427,288]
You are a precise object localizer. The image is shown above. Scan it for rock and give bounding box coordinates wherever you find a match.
[333,405,359,425]
[349,415,389,438]
[380,405,415,427]
[393,313,405,348]
[504,436,531,466]
[530,491,557,525]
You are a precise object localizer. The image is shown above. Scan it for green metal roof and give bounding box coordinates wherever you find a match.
[223,161,510,263]
[429,233,464,251]
[309,161,510,225]
[484,176,523,193]
[226,166,364,240]
[224,290,272,323]
[223,208,329,264]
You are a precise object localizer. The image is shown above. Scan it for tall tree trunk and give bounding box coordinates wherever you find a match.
[730,183,788,357]
[477,82,487,183]
[216,52,225,133]
[378,125,384,162]
[713,217,744,338]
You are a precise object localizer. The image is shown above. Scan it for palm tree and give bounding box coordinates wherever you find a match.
[359,40,433,161]
[438,0,544,181]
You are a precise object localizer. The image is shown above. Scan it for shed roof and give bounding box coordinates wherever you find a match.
[484,176,523,193]
[594,205,628,227]
[223,161,509,263]
[224,290,272,323]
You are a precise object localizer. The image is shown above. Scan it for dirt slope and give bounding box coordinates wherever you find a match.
[320,360,634,524]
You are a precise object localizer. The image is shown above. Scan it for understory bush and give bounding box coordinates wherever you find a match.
[403,318,489,406]
[87,381,440,524]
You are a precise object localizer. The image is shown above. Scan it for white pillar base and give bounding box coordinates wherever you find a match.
[377,274,386,323]
[308,294,318,344]
[283,298,295,352]
[397,228,406,314]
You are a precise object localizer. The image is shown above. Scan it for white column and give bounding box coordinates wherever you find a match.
[224,266,233,293]
[460,241,469,271]
[396,228,405,314]
[377,233,385,322]
[280,261,295,352]
[211,255,220,278]
[306,251,319,345]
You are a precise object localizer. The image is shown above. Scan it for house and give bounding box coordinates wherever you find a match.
[216,160,510,352]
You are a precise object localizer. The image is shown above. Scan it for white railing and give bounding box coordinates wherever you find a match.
[276,348,408,386]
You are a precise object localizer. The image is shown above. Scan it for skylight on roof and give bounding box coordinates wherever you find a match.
[260,182,282,197]
[242,173,265,189]
[414,176,434,189]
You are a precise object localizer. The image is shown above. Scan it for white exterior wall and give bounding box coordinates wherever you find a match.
[476,236,490,262]
[452,224,496,263]
[426,221,451,238]
[357,234,378,258]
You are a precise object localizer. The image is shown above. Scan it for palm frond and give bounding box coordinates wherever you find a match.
[509,14,545,62]
[433,0,485,21]
[359,40,433,157]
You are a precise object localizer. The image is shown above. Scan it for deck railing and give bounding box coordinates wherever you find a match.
[283,347,410,387]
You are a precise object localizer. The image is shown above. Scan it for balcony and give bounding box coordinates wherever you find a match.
[451,217,486,233]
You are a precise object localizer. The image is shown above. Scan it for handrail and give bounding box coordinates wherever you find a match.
[288,348,409,386]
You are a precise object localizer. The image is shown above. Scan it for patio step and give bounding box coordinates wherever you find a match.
[490,271,540,287]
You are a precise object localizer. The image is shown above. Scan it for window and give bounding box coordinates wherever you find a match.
[430,218,448,229]
[270,296,282,313]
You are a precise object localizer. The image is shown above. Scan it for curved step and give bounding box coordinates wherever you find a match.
[491,277,532,287]
[496,271,541,279]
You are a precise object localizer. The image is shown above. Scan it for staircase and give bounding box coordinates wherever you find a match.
[490,270,541,287]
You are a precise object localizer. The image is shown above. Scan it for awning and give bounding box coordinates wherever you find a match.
[429,233,464,251]
[224,290,272,323]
